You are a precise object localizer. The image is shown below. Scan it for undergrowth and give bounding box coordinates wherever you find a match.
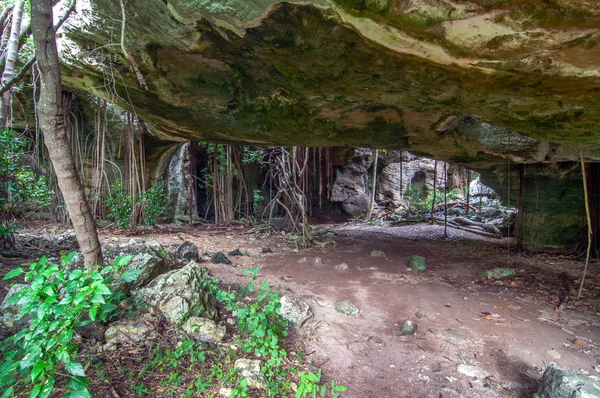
[0,256,346,397]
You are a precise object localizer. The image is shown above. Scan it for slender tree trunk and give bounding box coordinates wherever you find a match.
[366,149,378,220]
[430,160,437,224]
[31,0,103,267]
[444,162,448,238]
[0,0,23,128]
[466,169,471,216]
[578,148,592,299]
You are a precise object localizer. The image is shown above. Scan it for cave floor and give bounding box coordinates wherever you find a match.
[7,221,600,397]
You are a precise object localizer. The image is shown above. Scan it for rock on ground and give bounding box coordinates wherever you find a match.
[211,252,232,265]
[177,241,199,261]
[479,268,516,279]
[105,316,155,346]
[534,363,600,398]
[408,255,427,272]
[396,320,417,336]
[133,261,217,326]
[103,238,179,291]
[456,364,489,379]
[182,316,225,343]
[336,300,359,316]
[234,359,266,390]
[279,296,312,328]
[0,284,28,340]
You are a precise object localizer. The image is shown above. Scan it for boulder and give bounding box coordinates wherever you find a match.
[395,320,417,336]
[103,239,179,291]
[279,296,312,328]
[234,359,266,390]
[182,316,226,343]
[105,316,155,346]
[211,252,232,265]
[331,148,374,216]
[0,284,28,340]
[408,255,427,272]
[479,268,516,280]
[335,300,359,316]
[133,261,217,326]
[177,241,199,262]
[534,363,600,398]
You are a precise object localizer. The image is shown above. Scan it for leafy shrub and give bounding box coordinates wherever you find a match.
[106,180,167,228]
[0,253,133,397]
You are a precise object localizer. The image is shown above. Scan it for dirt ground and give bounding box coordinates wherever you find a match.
[3,221,600,397]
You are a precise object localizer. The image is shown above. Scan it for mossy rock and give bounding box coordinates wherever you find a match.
[479,268,516,280]
[408,255,427,272]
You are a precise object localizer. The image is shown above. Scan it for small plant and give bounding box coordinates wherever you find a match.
[0,253,134,397]
[252,188,264,217]
[106,180,167,228]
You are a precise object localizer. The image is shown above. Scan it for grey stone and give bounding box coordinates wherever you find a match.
[479,268,516,279]
[165,143,197,223]
[335,300,359,316]
[133,261,217,326]
[0,284,29,339]
[177,241,199,261]
[415,308,426,319]
[331,148,374,215]
[105,317,154,346]
[262,247,273,254]
[408,255,427,272]
[183,316,225,343]
[228,248,248,257]
[211,252,231,265]
[370,249,385,257]
[234,359,266,390]
[279,296,312,328]
[534,363,600,398]
[456,364,489,379]
[103,239,178,291]
[396,320,417,336]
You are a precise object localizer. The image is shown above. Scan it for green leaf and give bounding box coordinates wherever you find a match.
[31,361,47,382]
[39,377,55,398]
[89,306,98,322]
[42,285,55,297]
[31,274,45,290]
[68,269,83,281]
[100,266,113,276]
[73,291,88,305]
[90,292,105,304]
[66,376,90,391]
[62,252,77,266]
[66,361,86,377]
[63,389,92,398]
[3,267,24,280]
[0,386,14,398]
[121,269,144,283]
[116,255,133,268]
[94,284,111,296]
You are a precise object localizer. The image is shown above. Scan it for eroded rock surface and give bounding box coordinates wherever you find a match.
[133,261,217,326]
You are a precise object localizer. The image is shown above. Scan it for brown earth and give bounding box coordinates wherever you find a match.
[2,221,600,397]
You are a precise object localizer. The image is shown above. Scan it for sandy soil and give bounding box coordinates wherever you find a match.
[3,221,600,397]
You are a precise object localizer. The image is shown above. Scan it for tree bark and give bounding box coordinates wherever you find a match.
[31,0,103,267]
[0,0,23,128]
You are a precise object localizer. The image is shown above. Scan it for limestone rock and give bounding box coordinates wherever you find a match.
[370,249,385,257]
[183,316,225,343]
[335,300,359,316]
[0,284,28,339]
[279,296,312,328]
[133,261,217,326]
[335,263,349,271]
[534,363,600,398]
[211,252,231,265]
[103,239,178,291]
[408,255,427,272]
[164,143,197,223]
[177,241,199,262]
[234,359,266,390]
[105,317,154,346]
[331,148,373,215]
[395,320,417,336]
[456,364,489,379]
[479,268,516,280]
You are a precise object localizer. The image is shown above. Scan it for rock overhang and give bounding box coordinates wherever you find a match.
[58,0,600,168]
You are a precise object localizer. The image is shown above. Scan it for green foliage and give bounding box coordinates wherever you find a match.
[105,180,167,228]
[139,180,167,227]
[252,189,264,216]
[105,183,133,228]
[0,130,53,240]
[242,147,263,164]
[0,253,134,397]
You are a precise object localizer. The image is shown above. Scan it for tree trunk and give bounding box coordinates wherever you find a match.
[366,149,378,220]
[0,0,23,128]
[31,0,103,267]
